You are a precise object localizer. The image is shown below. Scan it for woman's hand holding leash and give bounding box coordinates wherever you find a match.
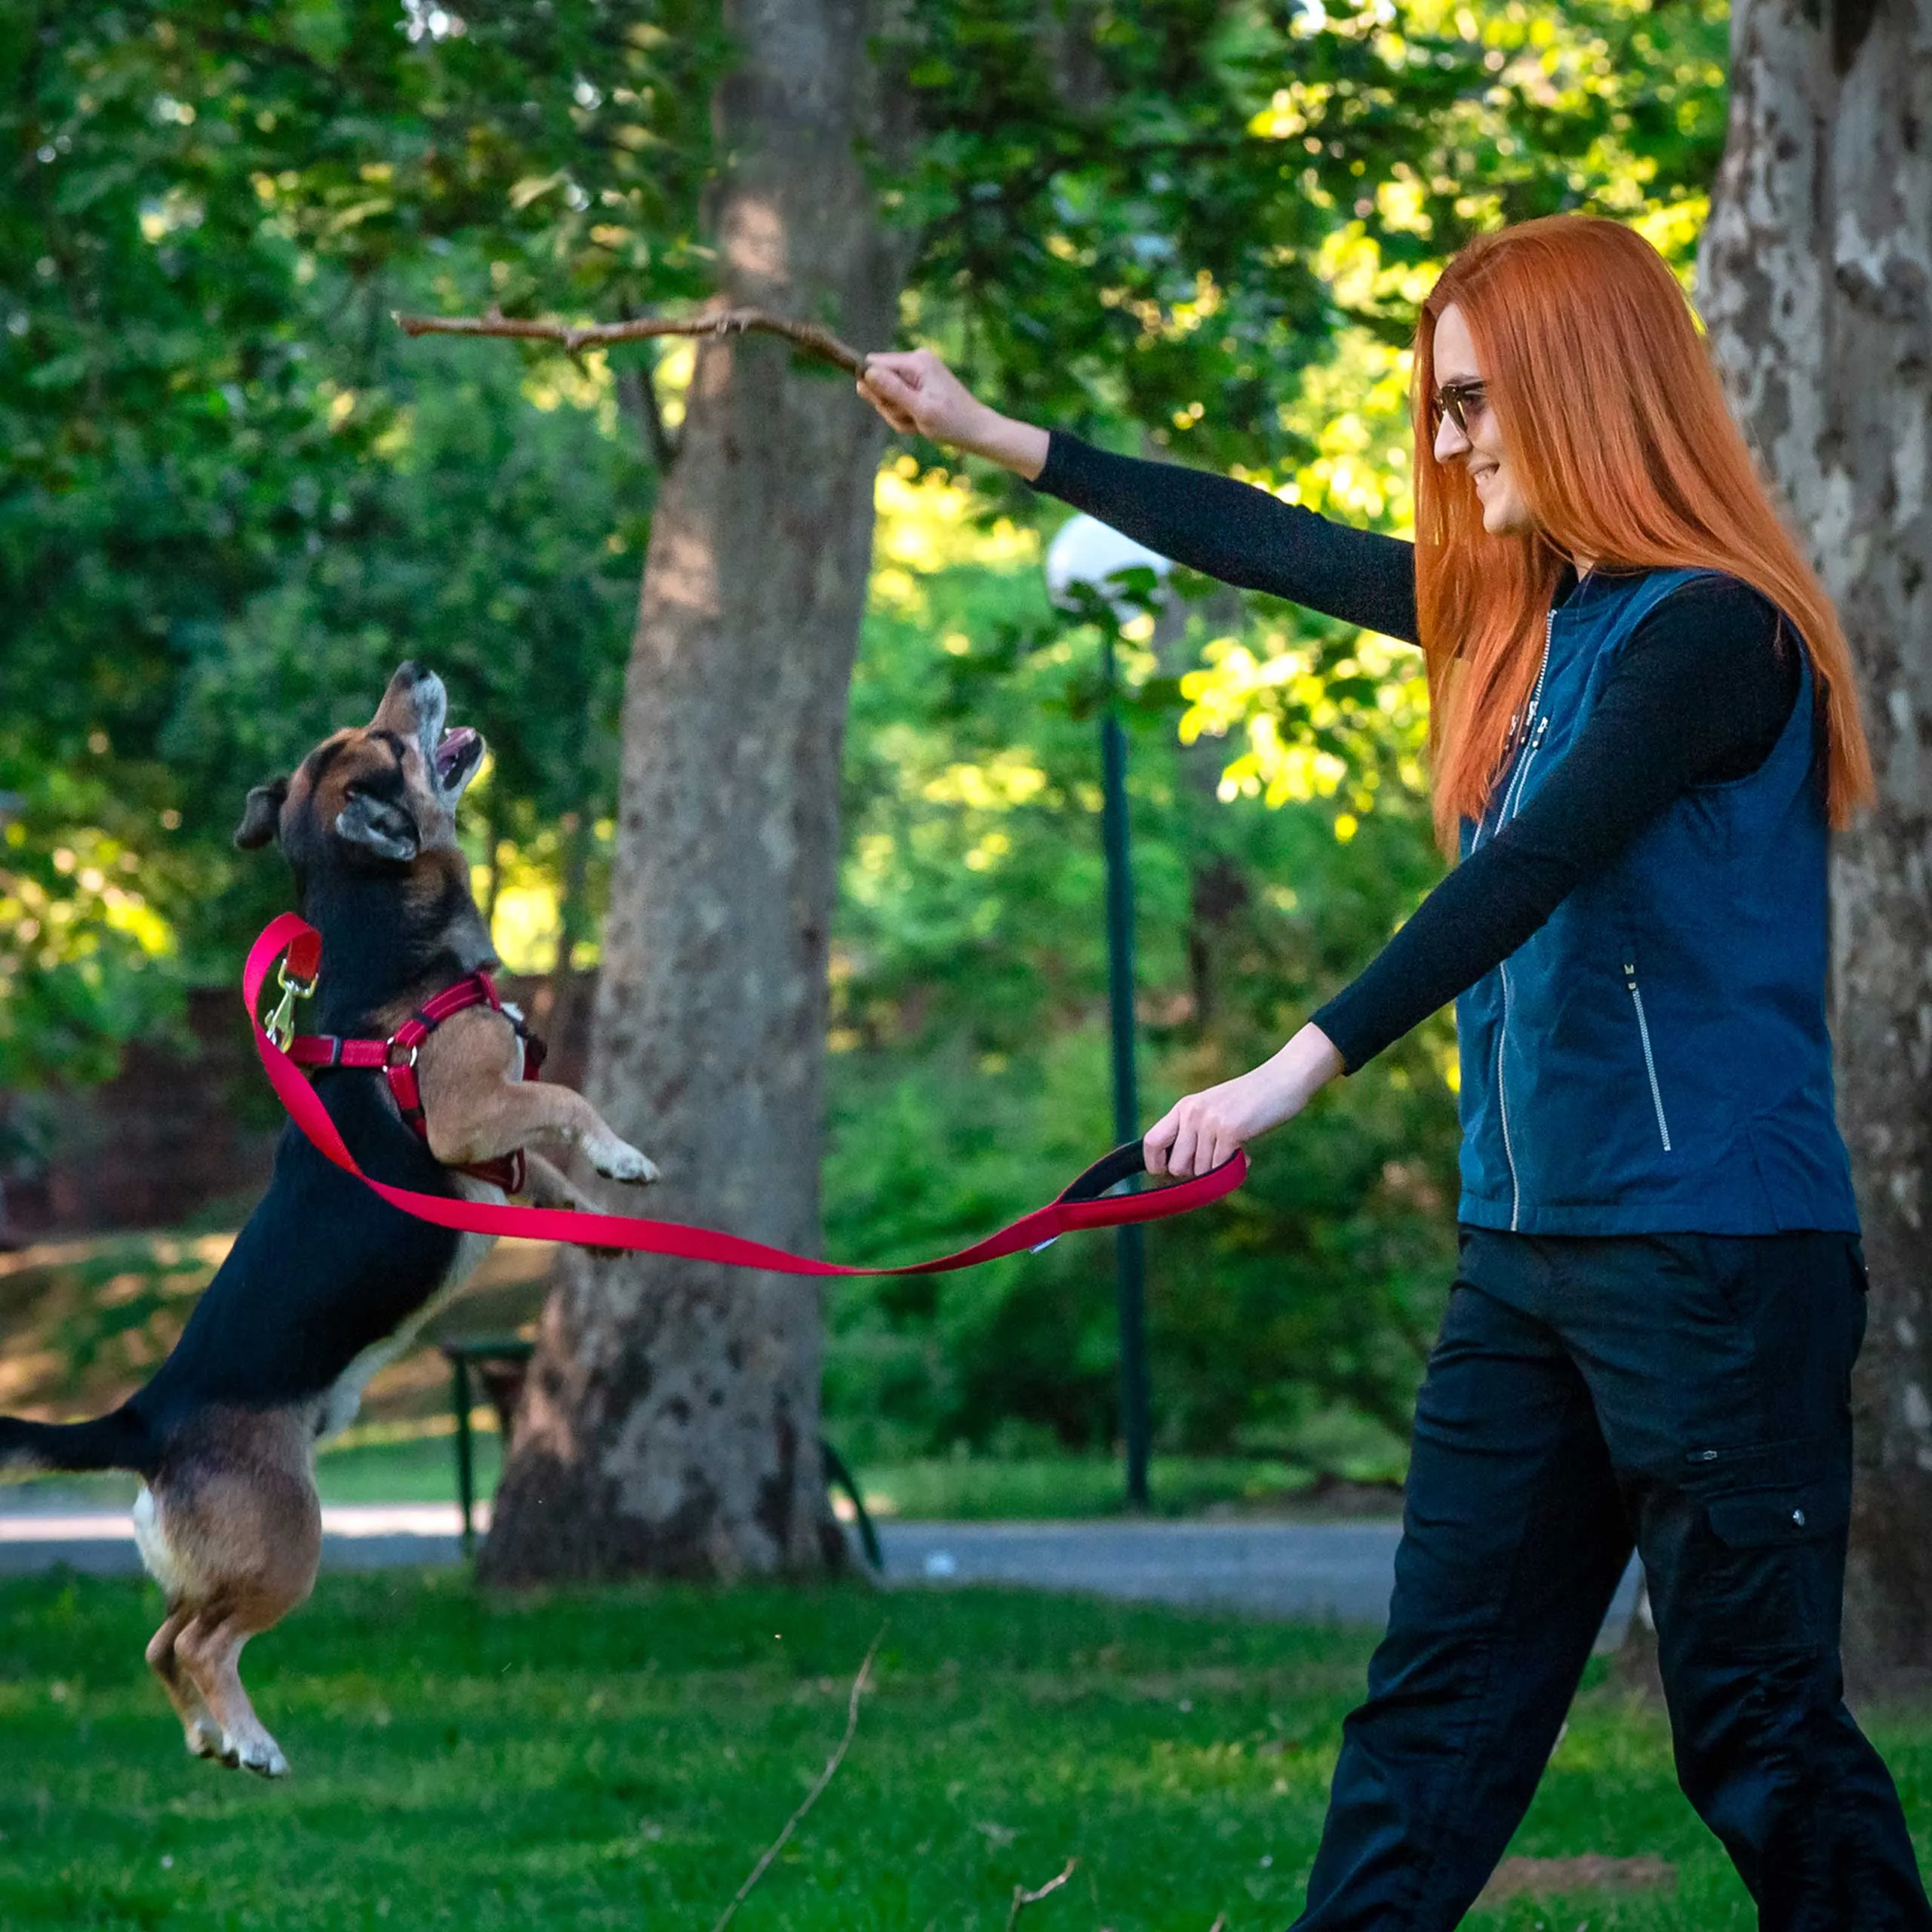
[1145,1023,1344,1179]
[857,350,1051,481]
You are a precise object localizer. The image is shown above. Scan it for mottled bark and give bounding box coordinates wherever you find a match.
[1699,0,1932,1679]
[481,0,905,1584]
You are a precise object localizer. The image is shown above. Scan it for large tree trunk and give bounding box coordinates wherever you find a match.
[1699,0,1932,1682]
[481,0,903,1583]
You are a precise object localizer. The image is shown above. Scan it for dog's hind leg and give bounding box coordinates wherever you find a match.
[175,1612,291,1778]
[146,1607,223,1761]
[146,1410,322,1777]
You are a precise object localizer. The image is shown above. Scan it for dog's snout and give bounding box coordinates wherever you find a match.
[378,661,441,708]
[371,662,447,738]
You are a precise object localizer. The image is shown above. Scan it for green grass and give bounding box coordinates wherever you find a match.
[3,1572,1927,1929]
[844,1456,1401,1521]
[4,1445,1396,1519]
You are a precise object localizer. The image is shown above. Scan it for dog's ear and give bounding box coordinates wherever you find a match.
[234,778,289,851]
[334,792,420,863]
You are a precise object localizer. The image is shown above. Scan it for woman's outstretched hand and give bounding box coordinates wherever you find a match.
[857,349,1050,480]
[1143,1023,1346,1179]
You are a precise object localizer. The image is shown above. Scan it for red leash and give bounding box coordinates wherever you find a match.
[243,912,1246,1275]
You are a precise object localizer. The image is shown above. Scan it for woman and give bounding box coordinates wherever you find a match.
[860,216,1932,1930]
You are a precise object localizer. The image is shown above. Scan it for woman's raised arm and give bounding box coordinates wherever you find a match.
[857,349,1418,644]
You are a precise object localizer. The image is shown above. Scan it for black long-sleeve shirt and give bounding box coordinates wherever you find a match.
[1032,432,1800,1072]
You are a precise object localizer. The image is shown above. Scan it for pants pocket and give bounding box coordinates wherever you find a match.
[1684,1472,1850,1653]
[1703,1481,1847,1550]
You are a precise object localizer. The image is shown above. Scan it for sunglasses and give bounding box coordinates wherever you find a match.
[1430,379,1489,435]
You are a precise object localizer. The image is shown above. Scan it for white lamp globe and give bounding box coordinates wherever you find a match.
[1044,513,1173,617]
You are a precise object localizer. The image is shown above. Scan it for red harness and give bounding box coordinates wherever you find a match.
[275,929,547,1193]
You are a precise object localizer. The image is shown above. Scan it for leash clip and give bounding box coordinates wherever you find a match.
[264,959,318,1053]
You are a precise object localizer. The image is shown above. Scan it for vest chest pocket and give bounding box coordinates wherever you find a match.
[1621,955,1672,1152]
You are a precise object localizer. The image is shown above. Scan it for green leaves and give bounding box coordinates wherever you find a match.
[882,0,1726,507]
[1,2,695,1053]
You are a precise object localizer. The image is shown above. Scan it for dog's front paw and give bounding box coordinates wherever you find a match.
[594,1139,660,1186]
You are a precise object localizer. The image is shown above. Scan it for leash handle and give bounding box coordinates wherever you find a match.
[245,914,1246,1276]
[1027,1140,1149,1252]
[1057,1140,1148,1204]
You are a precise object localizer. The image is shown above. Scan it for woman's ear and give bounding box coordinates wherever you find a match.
[234,778,290,850]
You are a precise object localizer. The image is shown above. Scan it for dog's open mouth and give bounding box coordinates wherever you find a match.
[434,727,481,789]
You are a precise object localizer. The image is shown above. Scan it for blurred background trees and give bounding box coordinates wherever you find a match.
[3,0,1727,1486]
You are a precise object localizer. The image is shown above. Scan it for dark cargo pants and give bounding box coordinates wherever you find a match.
[1291,1227,1932,1931]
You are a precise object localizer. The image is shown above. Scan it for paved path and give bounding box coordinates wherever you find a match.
[875,1521,1643,1650]
[0,1504,1643,1646]
[0,1504,473,1577]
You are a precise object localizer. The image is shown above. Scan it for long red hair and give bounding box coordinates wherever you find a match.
[1414,215,1872,847]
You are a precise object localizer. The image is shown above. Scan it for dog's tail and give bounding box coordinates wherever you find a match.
[0,1406,152,1481]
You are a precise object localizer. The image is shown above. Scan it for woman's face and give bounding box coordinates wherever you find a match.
[1431,302,1532,538]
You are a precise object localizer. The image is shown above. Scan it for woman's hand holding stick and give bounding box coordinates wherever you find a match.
[857,351,1051,481]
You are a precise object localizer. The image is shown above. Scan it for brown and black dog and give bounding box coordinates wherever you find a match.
[0,663,656,1777]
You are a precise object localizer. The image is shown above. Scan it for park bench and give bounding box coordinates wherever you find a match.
[436,1334,881,1569]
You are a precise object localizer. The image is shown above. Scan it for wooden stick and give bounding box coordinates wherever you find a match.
[393,303,868,375]
[708,1624,885,1932]
[1006,1857,1078,1929]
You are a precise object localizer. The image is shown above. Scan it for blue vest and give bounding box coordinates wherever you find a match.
[1454,566,1859,1235]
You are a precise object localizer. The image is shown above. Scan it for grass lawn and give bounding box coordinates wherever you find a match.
[3,1441,1402,1521]
[4,1573,1928,1929]
[291,1442,1403,1520]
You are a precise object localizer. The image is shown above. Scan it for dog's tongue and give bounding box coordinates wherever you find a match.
[435,727,478,779]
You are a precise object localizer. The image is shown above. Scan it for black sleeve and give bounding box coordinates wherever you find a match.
[1032,432,1419,643]
[1310,577,1799,1072]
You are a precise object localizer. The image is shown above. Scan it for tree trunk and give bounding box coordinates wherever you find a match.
[1698,0,1932,1683]
[480,0,905,1584]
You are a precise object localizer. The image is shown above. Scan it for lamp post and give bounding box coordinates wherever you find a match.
[1044,515,1173,1511]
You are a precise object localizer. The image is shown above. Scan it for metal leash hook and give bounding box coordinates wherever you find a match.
[263,958,318,1053]
[263,931,325,1053]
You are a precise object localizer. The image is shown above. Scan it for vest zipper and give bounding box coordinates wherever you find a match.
[1623,958,1672,1151]
[1494,611,1556,1229]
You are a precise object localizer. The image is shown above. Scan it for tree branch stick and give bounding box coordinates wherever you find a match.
[709,1625,885,1932]
[1006,1857,1078,1929]
[394,304,868,375]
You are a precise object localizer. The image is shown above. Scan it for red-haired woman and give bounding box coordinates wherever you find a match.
[860,214,1932,1928]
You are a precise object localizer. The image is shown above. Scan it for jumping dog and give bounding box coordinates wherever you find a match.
[0,663,657,1777]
